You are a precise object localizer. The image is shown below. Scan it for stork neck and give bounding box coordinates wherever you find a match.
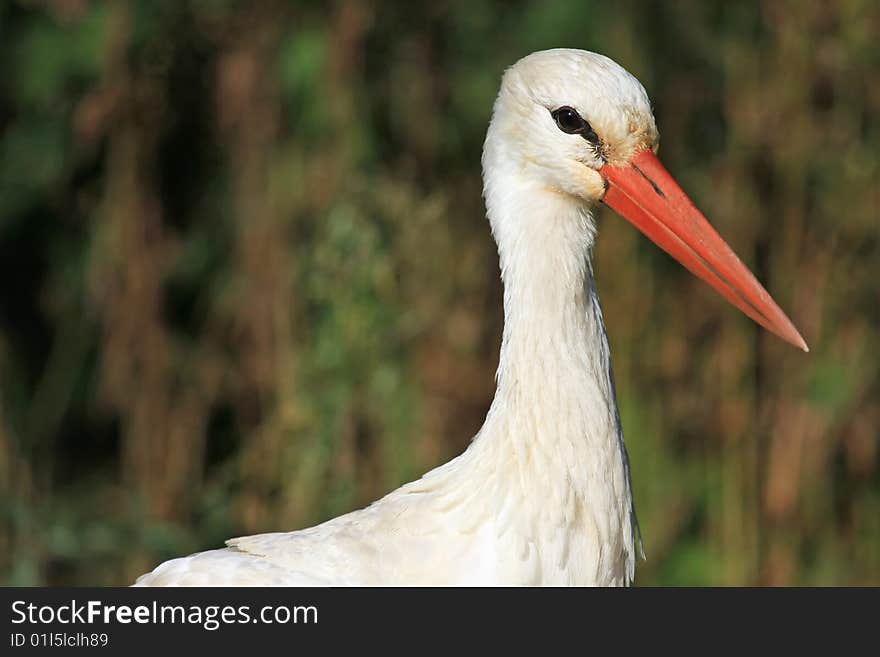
[488,188,617,423]
[486,181,635,509]
[461,175,639,582]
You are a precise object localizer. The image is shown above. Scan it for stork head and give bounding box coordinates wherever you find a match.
[485,49,657,201]
[483,49,807,351]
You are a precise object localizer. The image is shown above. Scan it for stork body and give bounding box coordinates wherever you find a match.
[136,49,804,587]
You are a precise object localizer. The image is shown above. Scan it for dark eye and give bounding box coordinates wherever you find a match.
[550,106,601,146]
[551,106,585,133]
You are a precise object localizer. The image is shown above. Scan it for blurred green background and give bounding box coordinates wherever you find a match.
[0,0,877,586]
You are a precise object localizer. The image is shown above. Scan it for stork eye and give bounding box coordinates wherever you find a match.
[551,107,585,133]
[550,106,601,146]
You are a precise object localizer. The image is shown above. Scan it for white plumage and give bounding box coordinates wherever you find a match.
[136,48,805,587]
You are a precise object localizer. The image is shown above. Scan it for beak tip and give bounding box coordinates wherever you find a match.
[789,330,809,353]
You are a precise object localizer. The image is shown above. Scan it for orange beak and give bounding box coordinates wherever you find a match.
[599,149,808,351]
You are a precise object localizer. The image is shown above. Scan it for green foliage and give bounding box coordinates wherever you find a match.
[0,0,877,585]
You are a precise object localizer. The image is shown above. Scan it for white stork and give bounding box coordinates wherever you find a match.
[135,49,806,586]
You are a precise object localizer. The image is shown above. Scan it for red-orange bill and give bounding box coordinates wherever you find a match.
[599,149,808,352]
